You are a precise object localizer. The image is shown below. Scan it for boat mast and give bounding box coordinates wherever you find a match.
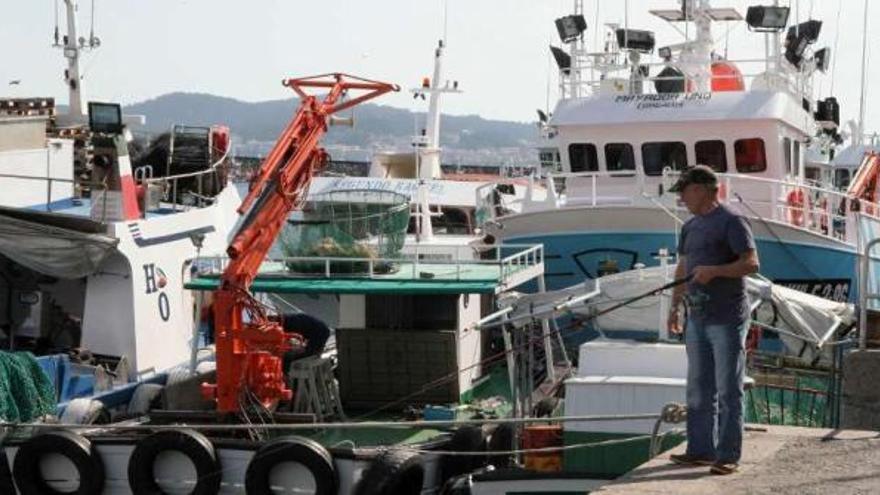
[57,0,100,121]
[570,0,584,99]
[684,0,714,93]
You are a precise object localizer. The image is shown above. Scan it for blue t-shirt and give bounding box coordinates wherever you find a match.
[678,204,756,324]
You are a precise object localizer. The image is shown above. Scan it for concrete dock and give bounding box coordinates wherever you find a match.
[595,425,880,494]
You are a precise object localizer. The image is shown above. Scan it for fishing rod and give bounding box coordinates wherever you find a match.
[477,274,694,332]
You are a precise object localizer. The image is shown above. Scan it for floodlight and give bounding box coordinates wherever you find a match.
[88,102,123,134]
[550,46,572,73]
[787,20,822,44]
[555,15,587,44]
[615,29,655,53]
[745,6,790,32]
[814,47,831,73]
[784,20,822,68]
[815,97,840,127]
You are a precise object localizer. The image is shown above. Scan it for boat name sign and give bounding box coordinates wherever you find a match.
[615,92,712,110]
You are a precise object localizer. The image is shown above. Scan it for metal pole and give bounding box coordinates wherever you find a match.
[858,236,880,350]
[537,275,556,382]
[857,0,870,145]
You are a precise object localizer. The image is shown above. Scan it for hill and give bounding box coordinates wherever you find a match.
[124,92,539,151]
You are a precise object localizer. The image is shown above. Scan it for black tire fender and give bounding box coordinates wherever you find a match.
[486,423,515,469]
[355,449,425,495]
[12,430,105,495]
[127,429,221,495]
[1,446,18,494]
[245,436,337,495]
[440,425,487,482]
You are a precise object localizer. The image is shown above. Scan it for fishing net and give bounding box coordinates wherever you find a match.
[0,351,55,422]
[280,189,410,274]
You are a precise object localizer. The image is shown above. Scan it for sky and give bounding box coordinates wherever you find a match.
[2,0,878,133]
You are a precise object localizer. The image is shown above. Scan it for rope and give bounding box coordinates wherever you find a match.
[0,413,663,433]
[829,0,843,94]
[649,402,687,457]
[403,433,658,457]
[733,193,820,279]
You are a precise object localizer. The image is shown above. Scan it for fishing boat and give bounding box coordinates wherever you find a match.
[0,0,242,422]
[306,38,542,242]
[0,69,575,494]
[481,0,878,305]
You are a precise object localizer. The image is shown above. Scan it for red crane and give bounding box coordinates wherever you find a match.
[201,74,398,413]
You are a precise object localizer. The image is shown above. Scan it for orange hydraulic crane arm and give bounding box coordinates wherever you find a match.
[848,152,880,202]
[203,74,398,413]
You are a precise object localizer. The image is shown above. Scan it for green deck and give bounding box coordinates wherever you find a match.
[187,261,528,294]
[302,365,514,449]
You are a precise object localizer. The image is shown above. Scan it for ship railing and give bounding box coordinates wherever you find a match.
[196,243,543,286]
[0,170,125,223]
[665,170,870,244]
[480,166,873,245]
[474,178,538,224]
[561,56,811,100]
[135,138,232,212]
[0,171,79,210]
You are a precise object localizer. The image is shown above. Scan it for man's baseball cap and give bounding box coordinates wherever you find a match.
[669,165,719,193]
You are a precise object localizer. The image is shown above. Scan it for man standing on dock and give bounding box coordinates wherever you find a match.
[666,165,760,475]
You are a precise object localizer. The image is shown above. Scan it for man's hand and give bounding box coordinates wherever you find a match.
[691,265,718,285]
[668,308,683,335]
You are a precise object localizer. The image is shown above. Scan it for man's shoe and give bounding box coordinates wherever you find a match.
[669,453,714,466]
[710,462,739,475]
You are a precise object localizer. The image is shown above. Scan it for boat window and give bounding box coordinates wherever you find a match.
[641,142,687,176]
[605,143,636,172]
[783,137,793,175]
[734,138,767,173]
[539,148,562,173]
[793,141,801,173]
[834,169,851,189]
[695,140,728,172]
[568,143,599,173]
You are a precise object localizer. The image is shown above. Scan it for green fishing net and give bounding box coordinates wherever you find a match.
[0,351,55,422]
[280,189,410,273]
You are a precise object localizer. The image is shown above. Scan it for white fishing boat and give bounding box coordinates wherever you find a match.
[481,0,879,305]
[0,0,242,422]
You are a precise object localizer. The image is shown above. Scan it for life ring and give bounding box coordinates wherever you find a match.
[786,188,809,227]
[12,430,105,495]
[355,449,425,495]
[127,429,221,495]
[245,436,337,495]
[439,425,488,482]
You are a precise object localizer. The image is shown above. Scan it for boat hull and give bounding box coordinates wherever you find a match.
[492,206,856,302]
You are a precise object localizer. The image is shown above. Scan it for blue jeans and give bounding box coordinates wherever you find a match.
[684,317,748,463]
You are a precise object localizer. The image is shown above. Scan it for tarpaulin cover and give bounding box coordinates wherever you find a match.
[0,213,117,279]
